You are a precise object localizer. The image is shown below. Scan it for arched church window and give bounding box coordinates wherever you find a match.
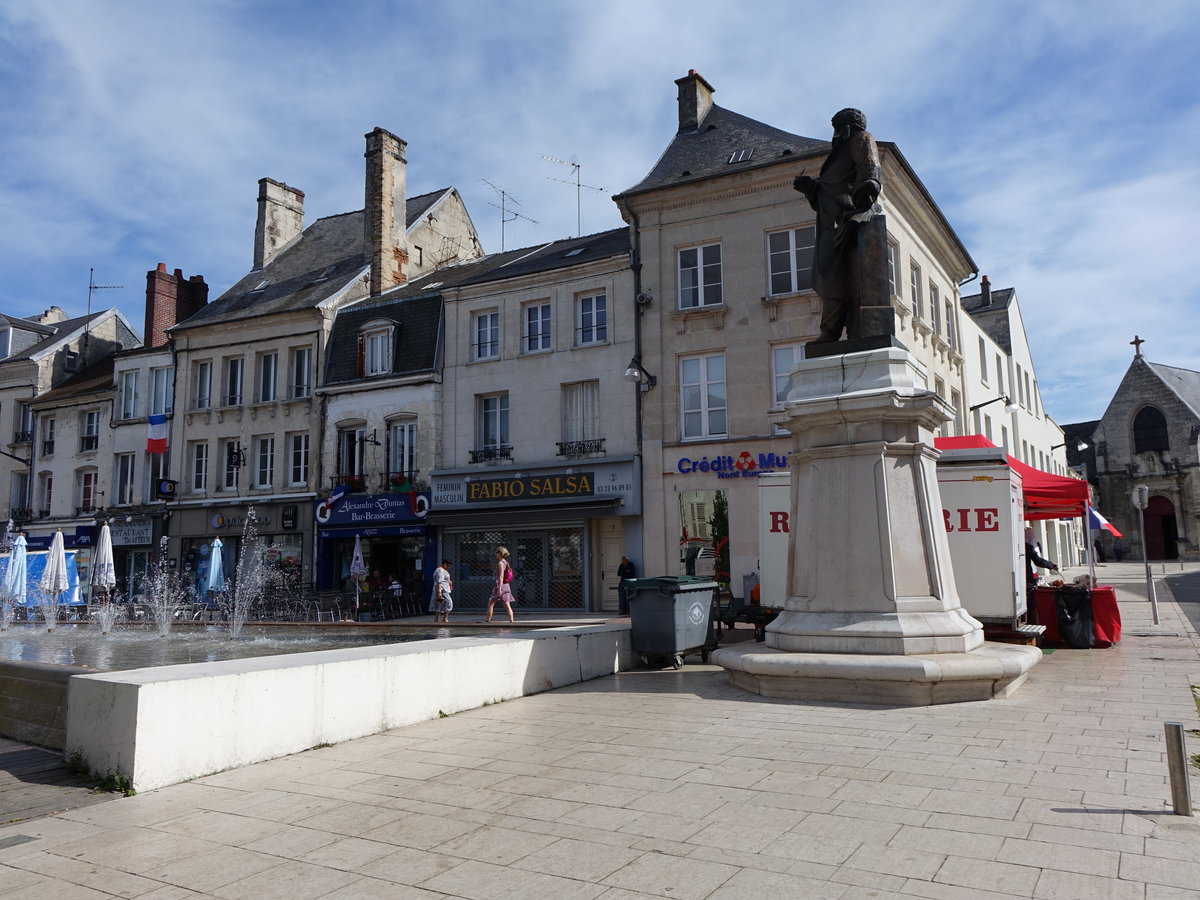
[1133,406,1169,454]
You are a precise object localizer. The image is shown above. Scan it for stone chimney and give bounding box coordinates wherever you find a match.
[32,306,68,325]
[253,178,305,270]
[675,69,715,132]
[980,275,992,307]
[145,263,208,348]
[364,127,408,297]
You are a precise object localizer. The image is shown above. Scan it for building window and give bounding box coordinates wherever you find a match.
[388,420,416,482]
[40,417,55,457]
[337,428,367,480]
[978,338,988,384]
[191,442,208,492]
[288,433,309,486]
[193,360,212,410]
[770,343,803,433]
[478,394,509,450]
[37,472,52,516]
[886,240,899,297]
[945,299,956,350]
[524,302,551,353]
[76,469,98,512]
[767,226,815,295]
[80,411,100,452]
[930,283,941,335]
[9,471,29,515]
[562,381,600,444]
[678,243,722,309]
[114,453,135,505]
[362,326,392,376]
[995,354,1005,396]
[222,357,244,406]
[150,367,173,416]
[1133,406,1169,453]
[909,261,923,319]
[149,451,169,494]
[290,347,312,399]
[1024,371,1032,411]
[119,371,139,419]
[576,293,607,345]
[950,389,963,435]
[255,436,274,488]
[472,312,499,361]
[257,353,277,402]
[221,441,241,491]
[680,353,727,439]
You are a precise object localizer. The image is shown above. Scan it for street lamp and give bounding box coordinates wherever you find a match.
[623,356,657,392]
[1050,440,1089,452]
[969,395,1018,414]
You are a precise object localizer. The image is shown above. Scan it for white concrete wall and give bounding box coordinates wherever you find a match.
[65,624,634,792]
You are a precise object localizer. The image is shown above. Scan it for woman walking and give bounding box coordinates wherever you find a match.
[486,546,515,623]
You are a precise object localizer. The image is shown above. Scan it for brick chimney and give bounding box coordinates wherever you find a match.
[675,69,715,132]
[980,275,992,307]
[253,178,305,270]
[364,127,408,297]
[145,263,208,348]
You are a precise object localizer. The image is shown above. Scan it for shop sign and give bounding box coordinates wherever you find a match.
[466,472,593,503]
[282,505,298,530]
[315,491,430,526]
[212,512,272,529]
[111,520,153,546]
[675,449,791,480]
[25,525,96,550]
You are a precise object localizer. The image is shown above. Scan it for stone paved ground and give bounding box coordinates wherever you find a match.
[0,562,1197,898]
[0,738,112,829]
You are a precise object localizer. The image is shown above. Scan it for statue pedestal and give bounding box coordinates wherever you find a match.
[713,347,1039,705]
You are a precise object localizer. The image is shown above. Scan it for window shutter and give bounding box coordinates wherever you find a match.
[356,334,365,377]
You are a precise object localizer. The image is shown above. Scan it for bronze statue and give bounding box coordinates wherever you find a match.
[793,108,883,343]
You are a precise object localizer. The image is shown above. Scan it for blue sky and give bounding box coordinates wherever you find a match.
[2,0,1198,425]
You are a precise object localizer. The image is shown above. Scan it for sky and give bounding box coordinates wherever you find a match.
[1,0,1198,426]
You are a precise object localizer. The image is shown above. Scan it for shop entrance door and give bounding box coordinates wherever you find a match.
[1144,495,1178,560]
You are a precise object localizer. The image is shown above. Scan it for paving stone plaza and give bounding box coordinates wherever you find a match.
[1,562,1198,898]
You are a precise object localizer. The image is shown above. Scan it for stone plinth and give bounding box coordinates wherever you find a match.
[713,347,1039,704]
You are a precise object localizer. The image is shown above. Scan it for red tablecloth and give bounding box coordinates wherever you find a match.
[1034,586,1121,647]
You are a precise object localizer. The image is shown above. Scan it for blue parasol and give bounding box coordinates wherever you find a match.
[2,533,27,605]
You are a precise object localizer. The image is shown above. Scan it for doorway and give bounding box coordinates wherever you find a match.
[1144,495,1179,560]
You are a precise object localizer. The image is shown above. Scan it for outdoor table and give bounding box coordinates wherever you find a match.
[1034,585,1122,647]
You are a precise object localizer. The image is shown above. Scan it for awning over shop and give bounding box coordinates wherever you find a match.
[935,435,1091,521]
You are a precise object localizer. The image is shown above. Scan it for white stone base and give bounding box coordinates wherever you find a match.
[711,641,1041,706]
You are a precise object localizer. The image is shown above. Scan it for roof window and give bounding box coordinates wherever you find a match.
[728,149,754,164]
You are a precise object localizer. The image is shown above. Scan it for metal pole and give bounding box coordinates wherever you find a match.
[1140,505,1160,624]
[1164,722,1194,816]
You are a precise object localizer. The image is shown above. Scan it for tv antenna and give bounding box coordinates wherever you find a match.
[482,180,537,251]
[84,266,123,352]
[543,154,605,238]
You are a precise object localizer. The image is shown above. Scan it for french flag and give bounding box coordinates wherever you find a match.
[146,414,168,454]
[1087,506,1122,538]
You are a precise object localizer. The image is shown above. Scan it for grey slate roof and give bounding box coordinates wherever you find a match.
[458,228,629,286]
[30,356,115,404]
[617,105,827,198]
[1149,361,1200,419]
[961,286,1017,355]
[0,312,106,361]
[175,188,454,331]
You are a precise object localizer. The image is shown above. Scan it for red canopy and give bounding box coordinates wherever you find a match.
[934,435,1091,521]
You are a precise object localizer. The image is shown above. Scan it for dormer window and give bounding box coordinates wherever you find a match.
[359,321,395,376]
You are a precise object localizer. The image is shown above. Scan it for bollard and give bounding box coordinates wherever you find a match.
[1164,722,1194,816]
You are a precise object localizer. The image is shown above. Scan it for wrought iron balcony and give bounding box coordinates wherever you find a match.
[41,440,54,456]
[382,470,421,492]
[12,430,32,444]
[329,474,367,494]
[557,438,605,458]
[469,446,513,464]
[10,508,33,524]
[75,505,98,516]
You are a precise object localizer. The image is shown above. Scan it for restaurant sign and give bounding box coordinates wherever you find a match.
[315,491,431,526]
[466,472,594,503]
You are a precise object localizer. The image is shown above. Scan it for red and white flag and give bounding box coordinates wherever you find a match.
[147,414,168,454]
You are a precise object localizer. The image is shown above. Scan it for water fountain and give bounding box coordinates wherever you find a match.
[219,508,262,637]
[143,537,193,636]
[0,600,11,632]
[91,599,124,636]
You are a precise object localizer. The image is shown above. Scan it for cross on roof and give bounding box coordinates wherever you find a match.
[1130,335,1145,357]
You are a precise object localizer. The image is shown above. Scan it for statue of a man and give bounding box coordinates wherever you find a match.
[793,108,882,342]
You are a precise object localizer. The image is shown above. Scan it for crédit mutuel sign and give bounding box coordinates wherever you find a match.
[675,449,791,479]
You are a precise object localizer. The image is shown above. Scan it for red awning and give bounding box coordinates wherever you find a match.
[934,435,1091,521]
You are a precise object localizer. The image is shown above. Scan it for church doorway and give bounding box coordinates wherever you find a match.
[1144,495,1179,560]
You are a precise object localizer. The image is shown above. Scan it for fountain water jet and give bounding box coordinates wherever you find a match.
[143,537,194,636]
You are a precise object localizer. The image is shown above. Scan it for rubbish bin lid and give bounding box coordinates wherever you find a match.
[627,575,718,591]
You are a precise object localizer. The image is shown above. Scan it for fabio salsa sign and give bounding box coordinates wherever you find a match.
[675,450,790,479]
[467,472,594,502]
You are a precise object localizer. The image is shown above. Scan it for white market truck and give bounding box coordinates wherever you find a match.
[756,446,1028,627]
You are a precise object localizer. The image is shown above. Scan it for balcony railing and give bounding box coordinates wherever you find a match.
[329,474,368,494]
[41,440,54,456]
[12,430,32,444]
[557,438,605,458]
[75,505,98,516]
[289,384,312,400]
[382,470,421,492]
[10,508,33,524]
[80,436,98,452]
[469,446,513,464]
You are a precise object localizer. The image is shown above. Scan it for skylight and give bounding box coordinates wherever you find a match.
[728,149,754,164]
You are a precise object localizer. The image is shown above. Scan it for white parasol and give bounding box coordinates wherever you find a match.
[2,532,27,604]
[349,534,367,610]
[91,522,117,601]
[40,530,70,602]
[206,537,226,601]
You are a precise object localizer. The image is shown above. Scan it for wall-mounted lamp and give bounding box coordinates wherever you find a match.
[969,395,1018,415]
[357,429,381,447]
[1051,440,1089,452]
[623,356,657,393]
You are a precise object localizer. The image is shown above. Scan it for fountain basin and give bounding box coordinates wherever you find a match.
[65,624,633,792]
